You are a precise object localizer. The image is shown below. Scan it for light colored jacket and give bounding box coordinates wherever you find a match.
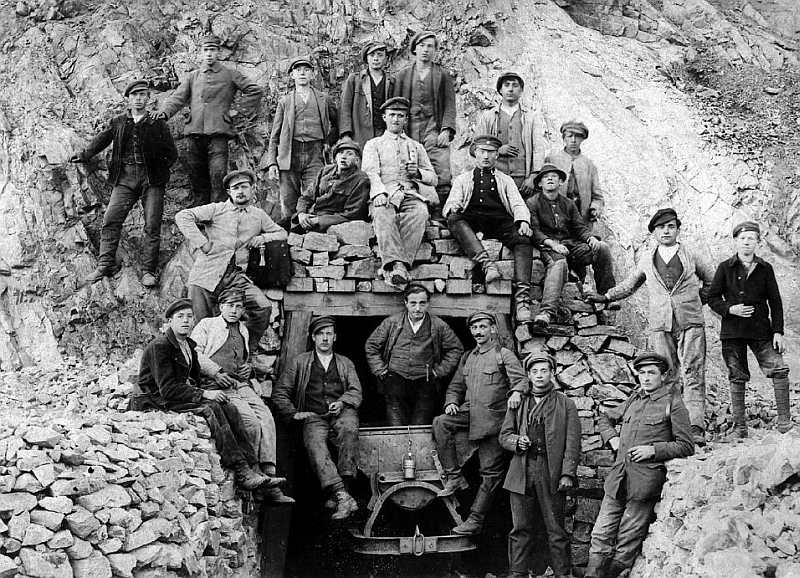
[443,168,530,223]
[544,148,604,221]
[474,104,538,178]
[361,131,438,205]
[191,315,250,377]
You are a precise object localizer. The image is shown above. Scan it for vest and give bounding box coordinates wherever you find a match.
[467,168,507,217]
[654,251,684,292]
[410,69,434,119]
[370,73,387,133]
[305,354,345,414]
[496,109,525,177]
[293,91,325,142]
[388,316,434,380]
[209,323,247,376]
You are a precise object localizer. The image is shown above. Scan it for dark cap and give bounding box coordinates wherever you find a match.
[361,41,388,63]
[218,287,245,304]
[410,31,437,53]
[523,350,556,371]
[200,35,222,48]
[632,352,670,372]
[560,120,589,139]
[288,56,314,74]
[380,97,410,112]
[733,220,760,238]
[467,311,496,327]
[331,139,362,158]
[124,80,149,97]
[496,72,525,92]
[223,170,256,190]
[469,134,503,157]
[309,316,336,335]
[164,298,194,319]
[647,208,681,232]
[533,163,568,187]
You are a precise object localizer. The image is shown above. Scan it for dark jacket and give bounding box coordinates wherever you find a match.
[527,192,593,246]
[500,391,581,494]
[707,254,784,340]
[294,163,370,230]
[392,63,457,137]
[597,385,694,501]
[131,329,205,411]
[77,112,177,187]
[365,313,463,379]
[339,69,396,150]
[272,351,362,424]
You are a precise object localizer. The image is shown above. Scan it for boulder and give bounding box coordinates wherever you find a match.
[327,221,374,246]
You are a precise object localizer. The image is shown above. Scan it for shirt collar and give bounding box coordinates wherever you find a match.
[476,339,497,354]
[201,62,222,73]
[727,253,765,268]
[383,131,406,141]
[635,385,670,401]
[226,199,252,213]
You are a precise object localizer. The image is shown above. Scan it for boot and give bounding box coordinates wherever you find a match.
[606,560,629,578]
[584,553,611,578]
[729,381,748,439]
[513,282,533,323]
[452,487,494,535]
[233,461,271,491]
[331,490,359,520]
[261,487,295,504]
[774,377,793,433]
[513,245,534,323]
[438,474,469,497]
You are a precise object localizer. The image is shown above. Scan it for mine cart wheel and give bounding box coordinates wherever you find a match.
[363,480,463,538]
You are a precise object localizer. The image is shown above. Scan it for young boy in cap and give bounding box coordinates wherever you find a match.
[585,352,694,578]
[267,57,339,221]
[444,134,535,322]
[586,208,714,446]
[544,121,604,223]
[500,351,581,578]
[528,163,615,330]
[290,139,370,233]
[71,79,177,288]
[433,311,527,535]
[175,169,287,351]
[361,97,438,287]
[392,31,456,214]
[191,286,293,503]
[707,221,792,437]
[132,299,284,491]
[339,41,395,150]
[155,35,262,206]
[474,72,541,196]
[272,316,362,520]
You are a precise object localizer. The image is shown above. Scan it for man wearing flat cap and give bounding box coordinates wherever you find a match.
[544,121,604,223]
[176,169,287,353]
[290,139,370,233]
[191,287,293,503]
[267,56,339,221]
[708,221,792,437]
[586,208,714,446]
[474,72,542,196]
[585,352,693,578]
[433,311,527,535]
[362,97,438,287]
[500,350,581,578]
[392,31,457,215]
[339,41,395,150]
[71,79,177,288]
[444,134,535,322]
[527,163,615,330]
[155,35,263,207]
[273,316,362,520]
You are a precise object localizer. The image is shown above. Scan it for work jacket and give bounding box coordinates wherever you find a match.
[190,315,250,378]
[443,168,531,223]
[295,163,370,230]
[392,63,457,136]
[77,112,177,187]
[544,148,604,221]
[339,69,396,149]
[474,104,538,178]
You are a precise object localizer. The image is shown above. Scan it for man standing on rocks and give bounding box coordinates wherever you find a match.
[155,35,263,207]
[71,79,177,288]
[707,221,792,437]
[272,316,362,520]
[132,298,284,492]
[585,352,694,578]
[365,284,463,426]
[585,208,714,446]
[500,351,581,578]
[443,135,534,323]
[175,169,286,352]
[474,72,539,196]
[191,287,293,503]
[433,311,526,536]
[392,31,456,218]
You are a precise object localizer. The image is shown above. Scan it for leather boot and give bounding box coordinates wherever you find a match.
[774,377,793,433]
[233,461,270,491]
[606,560,629,578]
[729,381,748,439]
[473,250,501,284]
[332,490,359,520]
[513,244,534,323]
[452,487,494,535]
[583,553,610,578]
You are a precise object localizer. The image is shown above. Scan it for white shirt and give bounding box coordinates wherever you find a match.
[317,351,333,370]
[500,103,520,117]
[409,317,425,334]
[657,243,680,264]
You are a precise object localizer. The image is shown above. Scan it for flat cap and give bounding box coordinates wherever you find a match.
[560,120,589,139]
[218,287,245,304]
[164,298,194,319]
[467,311,496,327]
[332,139,362,157]
[523,350,556,371]
[200,34,221,48]
[222,170,256,190]
[533,163,568,187]
[124,79,149,97]
[381,96,410,112]
[733,220,760,238]
[647,208,681,232]
[496,71,525,92]
[469,134,503,157]
[410,31,437,53]
[632,352,670,372]
[361,41,388,63]
[288,56,314,74]
[309,316,336,335]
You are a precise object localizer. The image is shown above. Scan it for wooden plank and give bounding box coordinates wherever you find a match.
[259,502,292,577]
[277,310,312,378]
[282,292,510,317]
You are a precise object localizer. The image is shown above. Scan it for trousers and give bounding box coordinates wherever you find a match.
[371,195,429,270]
[588,493,657,569]
[226,385,277,466]
[279,140,325,220]
[302,408,360,491]
[186,135,229,205]
[650,325,706,429]
[195,400,257,467]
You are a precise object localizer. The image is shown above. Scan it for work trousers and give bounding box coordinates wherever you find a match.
[195,400,257,468]
[186,135,229,206]
[382,373,438,426]
[371,195,429,270]
[408,115,451,204]
[650,325,706,429]
[722,338,790,383]
[226,385,277,466]
[99,162,164,274]
[540,240,615,314]
[589,493,657,569]
[302,408,360,491]
[279,140,325,220]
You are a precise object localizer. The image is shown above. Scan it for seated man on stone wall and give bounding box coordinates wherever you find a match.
[289,140,371,234]
[443,135,534,322]
[527,163,615,330]
[191,287,293,503]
